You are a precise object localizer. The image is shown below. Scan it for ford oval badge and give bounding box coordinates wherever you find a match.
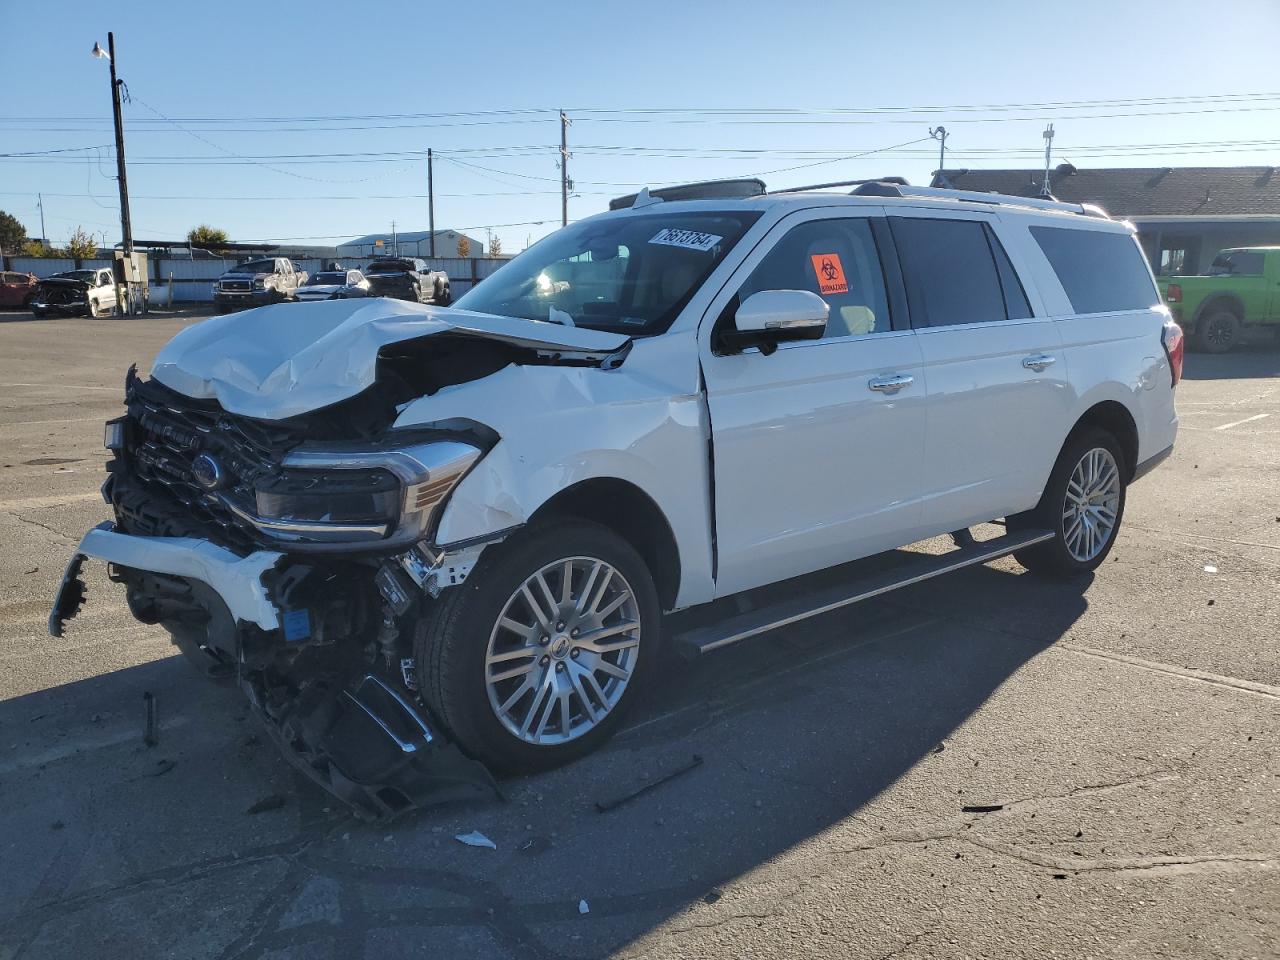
[191,452,225,491]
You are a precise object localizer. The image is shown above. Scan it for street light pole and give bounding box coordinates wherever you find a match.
[427,148,436,258]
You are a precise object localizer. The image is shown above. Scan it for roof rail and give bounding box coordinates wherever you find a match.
[771,177,909,195]
[609,178,767,210]
[850,181,1111,218]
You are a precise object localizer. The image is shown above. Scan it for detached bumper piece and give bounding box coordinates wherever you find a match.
[245,671,500,821]
[49,550,88,638]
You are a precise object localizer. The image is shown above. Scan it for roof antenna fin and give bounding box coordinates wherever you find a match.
[630,187,664,209]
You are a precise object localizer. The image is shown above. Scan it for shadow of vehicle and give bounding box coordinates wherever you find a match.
[0,553,1088,959]
[1182,339,1280,381]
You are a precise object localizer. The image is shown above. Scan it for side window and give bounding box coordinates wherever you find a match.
[988,232,1033,319]
[891,217,1007,327]
[737,217,890,338]
[1030,226,1159,315]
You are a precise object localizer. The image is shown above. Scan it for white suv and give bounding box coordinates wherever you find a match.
[51,178,1181,817]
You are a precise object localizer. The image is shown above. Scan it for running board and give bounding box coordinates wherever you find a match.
[675,529,1054,656]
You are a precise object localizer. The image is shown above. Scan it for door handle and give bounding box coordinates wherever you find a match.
[1022,354,1057,372]
[868,374,914,394]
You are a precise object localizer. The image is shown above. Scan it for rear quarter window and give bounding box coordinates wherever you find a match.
[1030,226,1158,315]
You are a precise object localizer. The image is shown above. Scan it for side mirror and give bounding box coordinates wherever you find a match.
[719,289,828,355]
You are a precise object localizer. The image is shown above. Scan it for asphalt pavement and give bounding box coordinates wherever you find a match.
[0,312,1276,959]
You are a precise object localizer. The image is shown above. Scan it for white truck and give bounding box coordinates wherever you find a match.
[51,178,1180,817]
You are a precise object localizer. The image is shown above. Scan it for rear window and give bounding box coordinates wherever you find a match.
[1209,250,1264,276]
[1030,226,1158,315]
[367,260,412,273]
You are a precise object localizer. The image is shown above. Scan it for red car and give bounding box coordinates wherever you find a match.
[0,271,38,308]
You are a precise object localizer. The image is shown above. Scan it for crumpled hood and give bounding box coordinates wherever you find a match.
[150,297,630,420]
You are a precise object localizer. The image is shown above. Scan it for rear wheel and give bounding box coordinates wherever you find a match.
[1195,309,1239,353]
[1010,427,1127,577]
[415,520,659,774]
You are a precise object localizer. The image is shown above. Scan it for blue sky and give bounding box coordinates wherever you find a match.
[3,0,1280,253]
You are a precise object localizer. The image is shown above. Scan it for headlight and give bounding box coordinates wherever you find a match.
[255,468,401,528]
[252,278,266,290]
[222,440,481,547]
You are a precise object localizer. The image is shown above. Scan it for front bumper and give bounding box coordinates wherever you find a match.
[31,300,88,316]
[49,522,283,635]
[49,522,499,819]
[214,290,274,306]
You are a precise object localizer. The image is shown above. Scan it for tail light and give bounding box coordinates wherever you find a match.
[1162,318,1184,387]
[1166,283,1182,304]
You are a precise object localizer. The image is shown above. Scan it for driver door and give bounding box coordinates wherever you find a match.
[699,209,928,597]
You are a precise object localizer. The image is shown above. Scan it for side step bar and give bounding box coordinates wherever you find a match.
[675,528,1053,656]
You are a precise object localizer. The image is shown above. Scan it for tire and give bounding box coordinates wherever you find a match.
[1009,426,1127,577]
[438,283,451,306]
[31,307,47,319]
[415,520,660,774]
[87,299,100,318]
[1194,309,1239,353]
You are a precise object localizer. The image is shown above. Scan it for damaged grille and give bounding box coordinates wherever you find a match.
[117,376,306,551]
[220,280,252,292]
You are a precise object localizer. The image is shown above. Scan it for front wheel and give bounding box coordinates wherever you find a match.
[87,299,100,318]
[1010,427,1127,577]
[415,520,659,774]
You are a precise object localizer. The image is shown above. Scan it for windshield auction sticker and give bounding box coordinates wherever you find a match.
[649,228,723,252]
[810,253,849,295]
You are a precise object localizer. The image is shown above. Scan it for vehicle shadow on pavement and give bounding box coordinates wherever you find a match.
[1181,341,1280,381]
[0,560,1089,960]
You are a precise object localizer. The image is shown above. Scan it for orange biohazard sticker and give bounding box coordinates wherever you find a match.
[810,253,848,295]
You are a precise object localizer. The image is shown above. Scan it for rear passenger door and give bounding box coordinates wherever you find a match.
[888,211,1072,530]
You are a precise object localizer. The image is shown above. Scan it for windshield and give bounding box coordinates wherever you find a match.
[454,211,760,335]
[309,272,348,285]
[50,270,96,282]
[233,259,275,274]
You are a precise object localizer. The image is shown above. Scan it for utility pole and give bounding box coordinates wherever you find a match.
[1041,123,1056,198]
[559,109,571,227]
[427,148,436,258]
[104,34,133,254]
[929,126,948,182]
[37,193,47,247]
[391,219,398,256]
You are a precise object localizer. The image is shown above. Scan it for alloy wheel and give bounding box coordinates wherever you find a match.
[1062,447,1121,562]
[484,556,641,746]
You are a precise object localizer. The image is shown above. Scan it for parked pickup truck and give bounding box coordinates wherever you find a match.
[31,268,118,318]
[213,258,308,312]
[1160,246,1280,352]
[364,257,450,304]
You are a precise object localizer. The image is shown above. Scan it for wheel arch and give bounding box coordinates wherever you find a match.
[1193,293,1245,327]
[1068,399,1139,480]
[527,478,681,612]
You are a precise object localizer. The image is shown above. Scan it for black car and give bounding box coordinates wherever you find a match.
[364,258,450,304]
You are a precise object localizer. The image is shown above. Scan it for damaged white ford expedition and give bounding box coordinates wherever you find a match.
[51,178,1181,817]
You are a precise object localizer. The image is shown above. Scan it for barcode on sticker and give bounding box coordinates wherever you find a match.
[649,228,722,252]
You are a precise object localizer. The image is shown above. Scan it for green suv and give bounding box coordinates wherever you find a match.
[1160,246,1280,352]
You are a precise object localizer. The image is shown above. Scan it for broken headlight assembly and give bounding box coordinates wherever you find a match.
[222,440,481,548]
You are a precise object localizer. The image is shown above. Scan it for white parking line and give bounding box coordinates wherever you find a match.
[1214,413,1271,431]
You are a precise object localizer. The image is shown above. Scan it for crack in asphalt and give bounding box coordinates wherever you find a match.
[4,509,79,547]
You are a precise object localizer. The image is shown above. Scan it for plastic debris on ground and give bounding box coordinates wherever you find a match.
[455,830,497,850]
[1204,565,1218,573]
[579,899,590,915]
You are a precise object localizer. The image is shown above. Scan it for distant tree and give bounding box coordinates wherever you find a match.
[0,209,27,254]
[21,239,48,257]
[65,227,97,260]
[488,234,502,257]
[187,224,229,248]
[456,234,471,257]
